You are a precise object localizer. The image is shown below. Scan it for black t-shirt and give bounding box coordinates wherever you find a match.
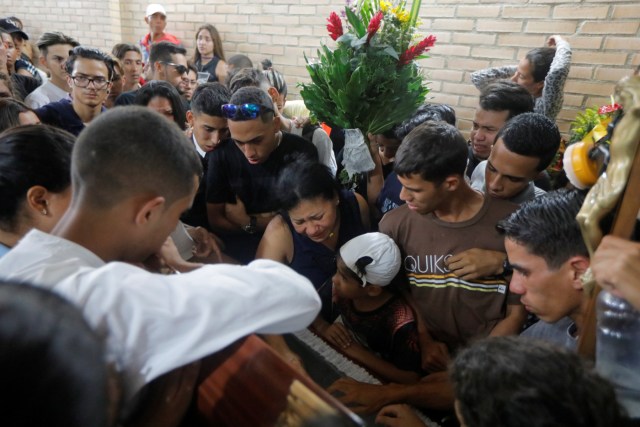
[181,151,210,229]
[205,132,318,263]
[206,132,318,214]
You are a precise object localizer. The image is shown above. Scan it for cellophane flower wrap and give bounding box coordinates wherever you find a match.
[300,0,435,171]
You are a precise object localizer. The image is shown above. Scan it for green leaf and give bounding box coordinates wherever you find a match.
[382,45,399,59]
[337,33,356,45]
[345,7,366,38]
[408,0,422,29]
[352,34,369,49]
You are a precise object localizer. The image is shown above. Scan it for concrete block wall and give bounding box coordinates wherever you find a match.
[3,0,639,136]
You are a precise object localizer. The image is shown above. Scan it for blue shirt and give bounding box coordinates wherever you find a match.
[0,243,11,259]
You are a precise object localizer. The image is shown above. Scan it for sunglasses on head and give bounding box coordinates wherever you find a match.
[221,103,274,120]
[161,61,187,75]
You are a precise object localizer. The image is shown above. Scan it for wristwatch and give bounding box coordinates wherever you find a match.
[243,215,258,234]
[502,257,513,275]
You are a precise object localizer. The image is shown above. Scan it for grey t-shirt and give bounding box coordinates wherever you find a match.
[521,316,578,351]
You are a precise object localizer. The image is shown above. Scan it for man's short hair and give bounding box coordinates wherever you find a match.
[394,121,468,184]
[190,82,230,117]
[36,31,79,56]
[495,112,560,172]
[64,46,116,81]
[227,67,270,95]
[393,103,456,141]
[228,54,253,70]
[186,61,197,76]
[72,106,202,208]
[451,336,624,427]
[111,43,141,60]
[479,81,535,120]
[0,281,109,427]
[228,86,275,123]
[149,41,187,65]
[497,189,587,269]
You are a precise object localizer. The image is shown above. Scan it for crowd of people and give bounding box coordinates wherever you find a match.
[1,4,640,427]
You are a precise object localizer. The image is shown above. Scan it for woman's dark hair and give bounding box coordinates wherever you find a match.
[526,47,556,83]
[0,125,74,232]
[277,159,340,212]
[0,98,33,133]
[192,24,226,64]
[0,281,109,427]
[134,80,187,130]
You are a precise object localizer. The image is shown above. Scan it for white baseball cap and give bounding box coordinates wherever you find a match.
[146,4,167,17]
[339,233,401,287]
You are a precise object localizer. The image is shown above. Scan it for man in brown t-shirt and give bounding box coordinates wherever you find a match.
[329,122,525,414]
[379,121,525,370]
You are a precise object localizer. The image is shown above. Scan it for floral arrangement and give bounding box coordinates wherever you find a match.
[300,0,435,142]
[560,100,623,189]
[569,99,623,145]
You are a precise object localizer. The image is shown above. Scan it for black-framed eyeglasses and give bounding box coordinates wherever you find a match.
[70,74,110,89]
[160,61,187,75]
[221,103,274,120]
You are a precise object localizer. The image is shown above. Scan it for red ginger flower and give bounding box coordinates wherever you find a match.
[598,103,622,115]
[327,12,344,41]
[366,11,383,43]
[398,35,437,66]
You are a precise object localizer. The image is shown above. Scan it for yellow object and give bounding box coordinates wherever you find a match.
[589,117,612,144]
[570,141,599,187]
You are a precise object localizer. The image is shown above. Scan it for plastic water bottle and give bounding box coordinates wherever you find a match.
[596,290,640,418]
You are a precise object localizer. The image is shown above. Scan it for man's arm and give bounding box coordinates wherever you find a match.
[400,289,450,373]
[446,248,506,280]
[328,371,453,414]
[340,340,421,384]
[592,235,640,310]
[79,259,321,398]
[207,202,242,233]
[489,303,527,337]
[223,196,275,232]
[366,141,384,216]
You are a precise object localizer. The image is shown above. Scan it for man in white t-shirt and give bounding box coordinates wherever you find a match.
[0,106,321,414]
[24,32,79,108]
